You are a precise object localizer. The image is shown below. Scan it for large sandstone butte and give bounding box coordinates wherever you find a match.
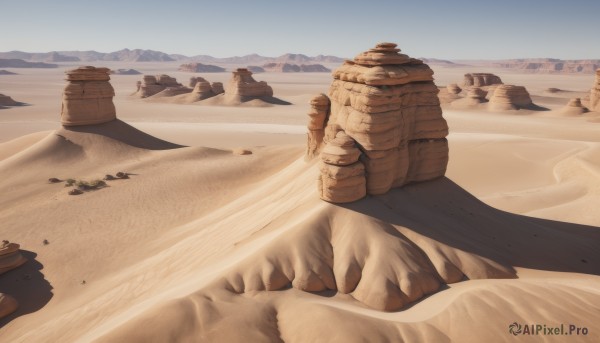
[591,69,600,111]
[134,74,189,98]
[463,73,503,88]
[225,68,273,98]
[489,84,534,111]
[307,43,449,203]
[61,66,116,126]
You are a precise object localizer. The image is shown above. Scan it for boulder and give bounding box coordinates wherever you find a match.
[61,66,116,126]
[489,84,534,110]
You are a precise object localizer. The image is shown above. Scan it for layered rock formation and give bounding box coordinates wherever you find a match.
[559,98,588,115]
[591,69,600,111]
[463,73,503,88]
[0,240,27,319]
[61,66,116,126]
[492,59,600,74]
[186,77,224,101]
[306,94,330,159]
[450,87,488,108]
[225,68,273,98]
[489,85,534,111]
[308,43,448,203]
[318,131,366,203]
[178,62,225,73]
[134,74,189,98]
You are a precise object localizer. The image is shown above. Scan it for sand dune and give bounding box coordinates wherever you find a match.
[0,60,599,342]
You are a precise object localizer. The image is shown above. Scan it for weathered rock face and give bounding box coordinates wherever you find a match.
[560,97,589,115]
[61,66,116,126]
[225,68,273,98]
[178,62,225,73]
[308,43,448,202]
[318,131,366,203]
[463,73,503,87]
[0,240,27,275]
[211,82,224,95]
[135,74,188,98]
[591,69,600,111]
[189,76,207,88]
[489,85,534,110]
[306,94,330,159]
[447,83,462,95]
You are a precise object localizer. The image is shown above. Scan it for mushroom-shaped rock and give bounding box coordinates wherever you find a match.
[226,68,273,98]
[306,94,330,160]
[489,85,534,111]
[61,66,116,126]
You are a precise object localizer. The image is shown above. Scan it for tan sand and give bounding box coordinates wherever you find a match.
[0,61,599,342]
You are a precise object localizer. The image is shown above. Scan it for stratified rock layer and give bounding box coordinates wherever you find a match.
[591,69,600,111]
[61,66,116,126]
[308,43,448,202]
[306,94,330,159]
[559,97,588,115]
[489,85,534,110]
[463,73,503,87]
[225,68,273,98]
[0,240,27,275]
[135,74,189,98]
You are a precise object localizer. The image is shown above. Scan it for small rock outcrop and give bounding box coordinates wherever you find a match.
[186,77,224,101]
[489,85,534,111]
[0,241,27,319]
[262,63,331,72]
[0,94,20,106]
[178,62,225,73]
[559,98,589,115]
[111,69,141,75]
[463,73,503,88]
[449,87,488,108]
[307,43,448,203]
[447,83,462,95]
[134,74,189,98]
[306,94,330,159]
[318,131,366,203]
[0,240,27,275]
[591,69,600,111]
[225,68,273,98]
[61,66,116,126]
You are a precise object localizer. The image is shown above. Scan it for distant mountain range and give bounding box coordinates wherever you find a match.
[0,49,346,65]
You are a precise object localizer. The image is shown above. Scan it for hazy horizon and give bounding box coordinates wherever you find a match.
[2,0,599,60]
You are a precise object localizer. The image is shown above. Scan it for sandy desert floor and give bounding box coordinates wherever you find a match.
[1,62,600,342]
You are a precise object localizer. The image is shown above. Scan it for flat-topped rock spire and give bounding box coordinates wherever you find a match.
[61,66,116,126]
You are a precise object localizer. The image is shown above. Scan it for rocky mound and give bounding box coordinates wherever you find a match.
[178,62,225,73]
[450,87,488,109]
[489,84,536,111]
[111,69,141,75]
[0,59,57,68]
[591,69,600,112]
[262,62,331,72]
[0,94,22,107]
[307,42,448,203]
[61,66,116,126]
[558,98,589,115]
[225,68,273,98]
[447,83,462,95]
[184,77,224,102]
[0,70,17,75]
[134,74,190,98]
[463,73,503,87]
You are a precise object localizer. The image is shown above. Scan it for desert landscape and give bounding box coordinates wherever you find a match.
[1,2,600,342]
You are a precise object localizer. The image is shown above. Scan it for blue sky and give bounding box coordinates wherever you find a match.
[1,0,599,59]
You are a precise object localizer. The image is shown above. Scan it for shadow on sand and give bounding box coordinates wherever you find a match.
[0,251,53,328]
[341,177,600,276]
